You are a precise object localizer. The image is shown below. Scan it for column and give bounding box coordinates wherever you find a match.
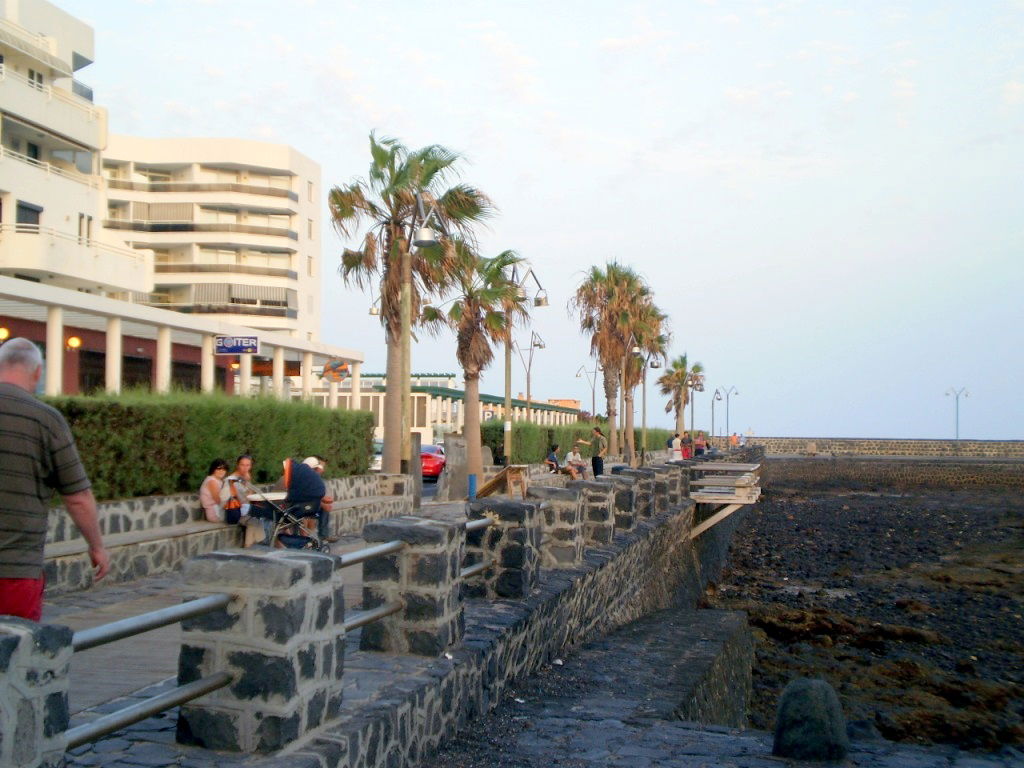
[0,619,72,767]
[45,306,63,396]
[301,351,313,400]
[360,516,464,656]
[566,480,616,547]
[176,549,345,753]
[200,334,215,393]
[105,316,122,395]
[155,326,171,394]
[272,346,285,399]
[464,500,542,598]
[611,467,656,518]
[239,353,252,397]
[328,380,338,408]
[350,362,361,410]
[525,486,584,568]
[456,399,465,432]
[592,473,639,531]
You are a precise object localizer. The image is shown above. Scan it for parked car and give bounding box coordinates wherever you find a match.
[420,444,446,480]
[370,440,383,472]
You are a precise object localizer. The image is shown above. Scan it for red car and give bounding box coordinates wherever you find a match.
[420,444,446,480]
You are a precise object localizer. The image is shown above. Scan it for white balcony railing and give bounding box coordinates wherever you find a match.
[0,224,147,264]
[0,63,101,120]
[0,144,99,187]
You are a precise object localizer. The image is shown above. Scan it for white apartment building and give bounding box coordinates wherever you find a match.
[0,0,152,294]
[103,136,322,341]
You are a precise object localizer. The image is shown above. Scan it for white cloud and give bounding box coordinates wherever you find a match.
[598,16,673,52]
[1002,81,1024,106]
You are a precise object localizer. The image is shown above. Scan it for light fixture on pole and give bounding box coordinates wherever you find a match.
[711,388,724,438]
[945,387,968,440]
[514,331,545,425]
[686,371,705,439]
[625,331,663,466]
[718,385,738,437]
[504,265,547,462]
[576,364,600,419]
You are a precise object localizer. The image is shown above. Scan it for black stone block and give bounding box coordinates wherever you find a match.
[407,630,443,656]
[307,689,327,729]
[412,554,447,585]
[181,604,239,633]
[298,643,316,679]
[495,570,527,598]
[316,595,332,630]
[359,621,387,651]
[176,707,239,750]
[404,593,447,621]
[364,517,447,545]
[363,555,399,582]
[33,624,72,657]
[588,507,610,522]
[0,634,18,673]
[256,595,307,644]
[500,545,526,568]
[177,644,206,684]
[558,509,578,523]
[256,712,300,752]
[281,552,335,583]
[43,691,68,737]
[227,651,297,700]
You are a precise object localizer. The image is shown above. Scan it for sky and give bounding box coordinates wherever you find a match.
[60,0,1024,439]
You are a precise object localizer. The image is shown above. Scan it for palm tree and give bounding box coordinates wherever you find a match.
[423,245,529,486]
[572,262,649,457]
[329,133,493,473]
[658,354,704,435]
[622,304,669,464]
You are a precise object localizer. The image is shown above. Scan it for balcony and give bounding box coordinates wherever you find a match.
[144,302,297,319]
[0,64,103,149]
[104,219,298,240]
[154,263,298,280]
[107,179,298,201]
[0,144,98,187]
[0,224,152,294]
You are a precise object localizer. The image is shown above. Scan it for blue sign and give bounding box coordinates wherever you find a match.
[215,335,259,355]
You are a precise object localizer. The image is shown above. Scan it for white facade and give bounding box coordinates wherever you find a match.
[103,136,322,341]
[0,0,153,294]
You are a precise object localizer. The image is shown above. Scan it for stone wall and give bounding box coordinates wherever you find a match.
[42,474,413,597]
[713,436,1024,459]
[767,456,1024,491]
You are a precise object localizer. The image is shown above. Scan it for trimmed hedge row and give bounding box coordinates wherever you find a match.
[46,392,374,502]
[481,421,675,465]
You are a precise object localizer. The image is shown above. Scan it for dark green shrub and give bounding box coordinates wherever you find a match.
[45,392,373,501]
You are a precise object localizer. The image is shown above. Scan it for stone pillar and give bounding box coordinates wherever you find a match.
[464,500,542,598]
[525,486,583,568]
[238,353,252,398]
[176,549,345,753]
[200,334,215,393]
[566,480,615,547]
[593,473,639,531]
[647,464,679,509]
[653,463,687,506]
[612,467,656,518]
[272,347,285,399]
[350,362,361,410]
[301,351,313,400]
[104,316,122,395]
[360,516,463,656]
[155,325,172,394]
[328,380,338,409]
[45,306,62,396]
[667,459,692,497]
[0,619,72,768]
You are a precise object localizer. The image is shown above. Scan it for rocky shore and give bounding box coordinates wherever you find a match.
[704,486,1024,752]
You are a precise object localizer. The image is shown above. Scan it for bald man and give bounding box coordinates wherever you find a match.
[0,338,109,620]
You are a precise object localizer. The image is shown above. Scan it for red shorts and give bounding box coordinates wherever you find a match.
[0,577,45,621]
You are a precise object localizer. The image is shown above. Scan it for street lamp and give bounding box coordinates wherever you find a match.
[575,364,600,419]
[717,385,738,437]
[686,371,705,437]
[945,387,968,439]
[711,388,723,437]
[631,346,661,465]
[503,265,547,462]
[514,331,545,425]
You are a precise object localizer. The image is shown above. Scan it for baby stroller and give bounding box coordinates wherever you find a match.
[244,459,331,553]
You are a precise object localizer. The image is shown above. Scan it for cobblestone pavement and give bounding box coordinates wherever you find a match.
[432,606,1023,768]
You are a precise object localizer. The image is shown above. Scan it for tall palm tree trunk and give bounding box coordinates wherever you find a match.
[624,387,636,466]
[675,399,685,435]
[603,369,618,456]
[382,331,403,474]
[464,371,483,484]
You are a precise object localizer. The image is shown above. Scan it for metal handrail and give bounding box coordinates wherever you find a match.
[464,518,494,533]
[338,539,404,568]
[64,672,232,749]
[0,146,99,188]
[72,593,232,652]
[0,223,147,262]
[0,63,100,117]
[343,600,403,632]
[460,561,487,579]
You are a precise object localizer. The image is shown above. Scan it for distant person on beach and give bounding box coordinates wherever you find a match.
[729,433,739,449]
[0,338,109,620]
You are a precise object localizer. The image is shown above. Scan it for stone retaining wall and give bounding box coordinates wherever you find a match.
[715,436,1024,459]
[767,457,1024,490]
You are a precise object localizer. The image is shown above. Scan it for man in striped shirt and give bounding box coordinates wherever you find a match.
[0,338,109,620]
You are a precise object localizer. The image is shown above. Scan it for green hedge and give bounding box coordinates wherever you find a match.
[45,392,374,501]
[480,421,676,465]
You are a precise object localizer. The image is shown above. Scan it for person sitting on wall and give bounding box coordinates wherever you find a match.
[566,446,587,479]
[301,456,336,542]
[545,444,560,473]
[199,458,229,523]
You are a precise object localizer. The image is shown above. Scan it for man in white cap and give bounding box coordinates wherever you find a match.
[302,456,335,542]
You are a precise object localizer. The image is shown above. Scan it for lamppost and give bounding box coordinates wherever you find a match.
[504,266,547,462]
[945,387,968,439]
[718,385,738,437]
[711,388,723,437]
[575,364,600,419]
[686,371,705,436]
[628,342,661,465]
[514,331,545,425]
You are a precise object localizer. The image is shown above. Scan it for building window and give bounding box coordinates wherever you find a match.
[307,181,313,201]
[27,68,44,89]
[16,201,42,232]
[307,218,314,239]
[26,142,41,161]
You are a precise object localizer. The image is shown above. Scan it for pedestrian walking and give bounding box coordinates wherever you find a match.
[577,427,608,477]
[0,338,109,620]
[671,432,683,461]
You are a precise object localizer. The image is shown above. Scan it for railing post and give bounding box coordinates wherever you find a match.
[524,487,584,568]
[566,480,616,547]
[611,467,656,518]
[360,516,464,656]
[592,473,639,531]
[175,549,344,753]
[465,500,542,597]
[0,618,73,768]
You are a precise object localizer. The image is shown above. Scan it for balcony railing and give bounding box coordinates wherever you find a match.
[103,219,298,240]
[0,224,147,264]
[107,179,298,201]
[145,302,298,319]
[0,63,101,120]
[0,144,99,187]
[154,263,298,279]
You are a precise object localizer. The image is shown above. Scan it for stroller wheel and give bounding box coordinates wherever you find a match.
[319,541,332,553]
